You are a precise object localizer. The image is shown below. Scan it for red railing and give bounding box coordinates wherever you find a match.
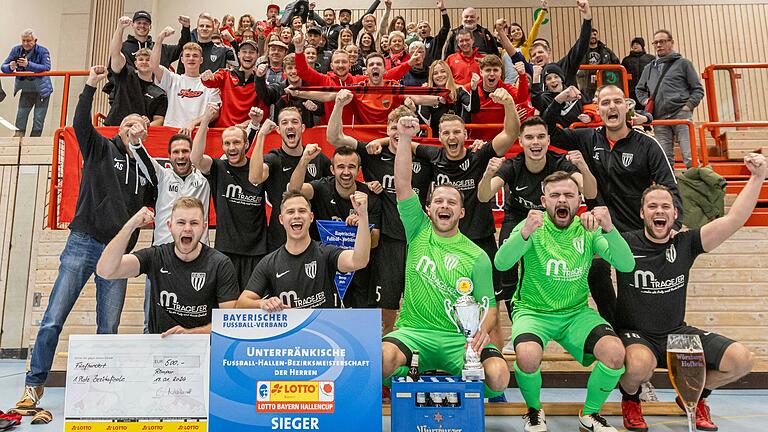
[699,121,768,164]
[578,64,632,97]
[569,119,701,167]
[701,63,768,145]
[0,70,90,128]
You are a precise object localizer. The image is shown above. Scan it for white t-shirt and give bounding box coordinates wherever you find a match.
[156,66,221,128]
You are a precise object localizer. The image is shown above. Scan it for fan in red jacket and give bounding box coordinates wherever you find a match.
[446,28,485,85]
[469,55,533,125]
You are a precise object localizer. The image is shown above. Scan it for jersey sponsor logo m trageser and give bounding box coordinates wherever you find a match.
[436,174,450,185]
[666,244,677,263]
[416,256,437,273]
[191,272,206,291]
[160,290,178,307]
[545,259,584,280]
[546,259,567,277]
[305,260,317,279]
[633,269,686,293]
[278,291,298,308]
[382,174,395,190]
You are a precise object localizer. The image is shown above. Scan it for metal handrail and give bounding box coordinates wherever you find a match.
[0,70,90,128]
[701,63,768,144]
[699,121,768,165]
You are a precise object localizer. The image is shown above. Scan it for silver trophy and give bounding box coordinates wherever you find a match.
[446,278,491,381]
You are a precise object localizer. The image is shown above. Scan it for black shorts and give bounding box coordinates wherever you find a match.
[227,252,264,293]
[470,234,501,296]
[618,326,735,371]
[496,220,519,301]
[372,234,406,310]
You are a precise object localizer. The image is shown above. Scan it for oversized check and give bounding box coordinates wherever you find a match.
[64,334,209,432]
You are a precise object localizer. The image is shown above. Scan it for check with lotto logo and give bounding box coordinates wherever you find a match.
[256,380,335,413]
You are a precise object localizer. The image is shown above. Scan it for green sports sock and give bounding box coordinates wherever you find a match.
[583,361,625,414]
[514,361,542,410]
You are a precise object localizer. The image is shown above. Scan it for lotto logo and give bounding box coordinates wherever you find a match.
[256,381,335,413]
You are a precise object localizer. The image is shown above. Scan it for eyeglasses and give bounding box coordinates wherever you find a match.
[651,39,671,46]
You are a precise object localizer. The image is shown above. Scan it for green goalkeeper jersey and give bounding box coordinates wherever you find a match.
[495,214,634,314]
[396,194,496,333]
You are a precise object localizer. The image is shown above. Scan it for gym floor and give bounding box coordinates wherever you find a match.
[1,360,765,431]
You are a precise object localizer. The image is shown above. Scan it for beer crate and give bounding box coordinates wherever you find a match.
[391,376,485,431]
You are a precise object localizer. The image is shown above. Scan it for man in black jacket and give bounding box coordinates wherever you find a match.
[578,27,620,100]
[178,13,236,74]
[546,84,682,325]
[621,37,655,110]
[418,0,451,65]
[16,65,155,410]
[445,7,499,57]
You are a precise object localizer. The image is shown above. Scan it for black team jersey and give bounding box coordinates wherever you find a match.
[615,229,705,335]
[244,241,345,308]
[307,177,382,239]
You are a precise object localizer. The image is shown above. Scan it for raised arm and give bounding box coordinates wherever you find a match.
[495,19,517,61]
[74,66,108,157]
[96,208,153,279]
[110,16,132,73]
[566,150,597,199]
[337,192,372,272]
[490,88,521,156]
[151,26,176,82]
[394,116,420,201]
[248,119,276,185]
[293,32,326,86]
[190,104,218,174]
[701,154,766,252]
[561,0,592,82]
[495,213,539,270]
[130,140,163,187]
[326,90,358,148]
[477,157,506,202]
[288,144,320,199]
[379,0,392,39]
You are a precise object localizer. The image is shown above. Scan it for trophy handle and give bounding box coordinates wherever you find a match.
[477,296,491,331]
[445,299,460,333]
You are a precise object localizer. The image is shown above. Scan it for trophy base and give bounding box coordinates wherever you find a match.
[462,367,485,382]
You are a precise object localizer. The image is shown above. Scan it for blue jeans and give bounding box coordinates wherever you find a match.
[26,231,127,386]
[15,90,50,137]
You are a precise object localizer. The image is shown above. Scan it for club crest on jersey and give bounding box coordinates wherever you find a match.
[622,152,634,167]
[459,159,470,171]
[444,254,459,271]
[456,277,473,295]
[412,162,421,173]
[307,164,317,177]
[191,272,206,291]
[666,244,677,263]
[305,260,317,279]
[572,236,585,254]
[210,54,218,62]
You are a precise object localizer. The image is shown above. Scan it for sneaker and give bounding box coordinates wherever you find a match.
[502,339,516,355]
[522,407,548,432]
[639,382,659,402]
[579,411,618,432]
[675,397,718,431]
[621,399,649,431]
[16,385,43,410]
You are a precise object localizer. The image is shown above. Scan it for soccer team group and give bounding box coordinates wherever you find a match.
[12,4,768,432]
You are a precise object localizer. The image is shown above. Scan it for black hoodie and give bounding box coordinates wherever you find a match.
[69,85,155,250]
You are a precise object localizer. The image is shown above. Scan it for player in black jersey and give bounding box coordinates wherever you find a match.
[327,90,434,334]
[288,144,382,307]
[248,107,332,252]
[546,84,682,325]
[97,197,239,335]
[191,105,268,291]
[477,115,597,351]
[237,191,372,311]
[616,154,764,432]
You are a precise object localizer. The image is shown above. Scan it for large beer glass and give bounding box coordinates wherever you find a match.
[667,334,706,432]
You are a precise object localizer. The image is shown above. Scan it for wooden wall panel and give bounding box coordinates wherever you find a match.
[88,0,125,119]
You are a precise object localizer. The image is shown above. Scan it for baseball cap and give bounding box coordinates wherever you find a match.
[339,8,352,15]
[240,39,260,51]
[307,26,323,35]
[132,10,152,23]
[267,4,280,12]
[268,40,289,50]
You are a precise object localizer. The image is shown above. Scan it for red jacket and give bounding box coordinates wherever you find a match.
[446,48,484,85]
[202,69,268,127]
[295,52,412,123]
[468,75,532,124]
[385,51,410,70]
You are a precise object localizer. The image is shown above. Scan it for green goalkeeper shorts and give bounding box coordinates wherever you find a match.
[511,306,611,366]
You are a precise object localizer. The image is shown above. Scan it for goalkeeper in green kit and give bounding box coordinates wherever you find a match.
[495,171,635,432]
[381,115,511,398]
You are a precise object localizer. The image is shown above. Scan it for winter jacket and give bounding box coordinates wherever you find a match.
[423,13,451,65]
[401,65,429,87]
[445,24,500,57]
[676,167,726,229]
[446,48,484,85]
[621,50,655,105]
[635,51,705,118]
[120,29,191,68]
[1,43,53,98]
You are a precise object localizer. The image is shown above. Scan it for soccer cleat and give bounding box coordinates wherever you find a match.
[621,399,649,431]
[579,411,618,432]
[502,339,516,354]
[15,385,44,410]
[675,396,719,431]
[639,382,659,402]
[522,407,548,432]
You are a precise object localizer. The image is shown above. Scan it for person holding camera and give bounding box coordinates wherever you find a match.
[1,29,52,137]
